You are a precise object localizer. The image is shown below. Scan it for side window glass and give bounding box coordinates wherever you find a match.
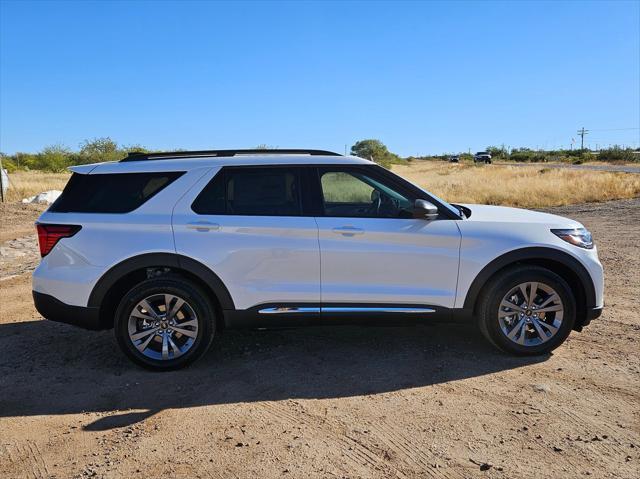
[319,170,413,218]
[191,170,225,214]
[321,172,374,204]
[192,168,302,216]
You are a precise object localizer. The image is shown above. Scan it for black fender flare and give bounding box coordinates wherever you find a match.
[462,247,596,311]
[87,253,235,310]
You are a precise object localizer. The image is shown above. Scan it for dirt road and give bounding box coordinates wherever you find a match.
[0,200,638,479]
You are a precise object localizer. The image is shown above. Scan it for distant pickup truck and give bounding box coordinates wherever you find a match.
[449,155,460,163]
[474,152,492,164]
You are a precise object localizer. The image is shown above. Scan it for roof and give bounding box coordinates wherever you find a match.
[69,153,372,175]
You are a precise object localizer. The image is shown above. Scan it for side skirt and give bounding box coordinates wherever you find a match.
[223,303,468,329]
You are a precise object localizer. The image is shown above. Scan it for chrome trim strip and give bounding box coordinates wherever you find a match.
[258,306,436,315]
[321,307,436,314]
[258,307,321,315]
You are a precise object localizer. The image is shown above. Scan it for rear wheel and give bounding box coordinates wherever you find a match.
[114,276,216,370]
[477,266,575,355]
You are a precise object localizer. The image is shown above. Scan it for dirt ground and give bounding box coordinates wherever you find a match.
[0,199,638,479]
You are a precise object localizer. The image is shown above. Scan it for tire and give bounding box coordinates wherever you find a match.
[114,275,217,370]
[477,265,576,355]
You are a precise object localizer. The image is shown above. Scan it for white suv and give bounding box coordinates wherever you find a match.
[32,149,604,370]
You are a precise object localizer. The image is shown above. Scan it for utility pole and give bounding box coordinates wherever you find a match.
[0,157,4,203]
[577,127,589,150]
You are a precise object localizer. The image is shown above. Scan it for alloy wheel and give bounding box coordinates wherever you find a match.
[498,282,564,347]
[127,293,199,361]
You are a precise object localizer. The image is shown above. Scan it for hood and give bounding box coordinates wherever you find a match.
[460,204,583,228]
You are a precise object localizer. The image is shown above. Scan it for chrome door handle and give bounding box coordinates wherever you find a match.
[187,221,220,232]
[332,226,364,236]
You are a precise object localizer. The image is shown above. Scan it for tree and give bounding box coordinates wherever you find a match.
[78,137,122,163]
[35,145,72,172]
[350,139,401,168]
[486,145,508,159]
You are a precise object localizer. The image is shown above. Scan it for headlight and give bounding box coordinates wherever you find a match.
[551,228,594,249]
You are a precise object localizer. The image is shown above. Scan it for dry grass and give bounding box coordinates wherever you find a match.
[2,171,71,202]
[392,162,640,208]
[2,166,639,208]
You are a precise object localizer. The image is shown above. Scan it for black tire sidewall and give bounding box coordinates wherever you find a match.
[114,277,216,370]
[480,267,576,355]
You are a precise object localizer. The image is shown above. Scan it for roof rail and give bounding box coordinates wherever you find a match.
[121,149,342,162]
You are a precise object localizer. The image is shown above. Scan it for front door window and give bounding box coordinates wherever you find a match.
[319,170,413,218]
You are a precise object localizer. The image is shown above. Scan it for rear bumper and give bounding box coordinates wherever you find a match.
[33,291,103,330]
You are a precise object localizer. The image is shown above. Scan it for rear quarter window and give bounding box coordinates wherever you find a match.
[49,172,184,213]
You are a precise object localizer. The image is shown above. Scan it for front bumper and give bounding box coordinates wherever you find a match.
[33,291,102,330]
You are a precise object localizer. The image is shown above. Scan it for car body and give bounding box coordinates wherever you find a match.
[449,155,460,163]
[32,149,604,369]
[474,152,492,164]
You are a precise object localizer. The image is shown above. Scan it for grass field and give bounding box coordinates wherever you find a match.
[3,171,71,203]
[3,163,640,208]
[392,161,640,208]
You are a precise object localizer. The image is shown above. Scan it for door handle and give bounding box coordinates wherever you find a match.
[187,221,220,232]
[332,226,364,236]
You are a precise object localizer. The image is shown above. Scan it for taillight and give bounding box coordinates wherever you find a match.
[36,224,82,257]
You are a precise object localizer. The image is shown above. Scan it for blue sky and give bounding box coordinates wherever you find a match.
[1,0,638,156]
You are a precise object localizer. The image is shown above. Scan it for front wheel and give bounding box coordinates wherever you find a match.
[477,266,576,355]
[114,276,216,370]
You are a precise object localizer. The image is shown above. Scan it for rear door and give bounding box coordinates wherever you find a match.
[313,166,461,309]
[172,166,320,310]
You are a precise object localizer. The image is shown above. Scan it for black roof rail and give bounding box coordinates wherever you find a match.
[121,149,342,162]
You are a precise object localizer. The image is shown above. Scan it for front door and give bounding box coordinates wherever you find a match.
[314,166,461,309]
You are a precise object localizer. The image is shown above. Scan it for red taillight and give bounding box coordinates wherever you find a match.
[36,224,81,257]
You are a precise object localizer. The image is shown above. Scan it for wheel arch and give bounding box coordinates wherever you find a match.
[88,253,234,329]
[463,247,596,330]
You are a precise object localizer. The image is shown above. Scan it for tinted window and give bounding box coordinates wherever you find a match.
[320,169,413,218]
[191,170,226,215]
[50,172,183,213]
[192,168,302,216]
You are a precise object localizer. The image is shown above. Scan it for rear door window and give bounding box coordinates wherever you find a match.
[192,167,302,216]
[50,172,183,213]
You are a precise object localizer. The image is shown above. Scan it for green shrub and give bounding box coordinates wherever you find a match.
[1,155,18,172]
[1,138,149,172]
[510,148,551,163]
[580,151,596,163]
[597,146,637,163]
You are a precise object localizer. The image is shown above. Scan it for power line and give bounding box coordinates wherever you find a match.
[588,127,639,132]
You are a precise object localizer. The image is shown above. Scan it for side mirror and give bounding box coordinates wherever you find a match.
[413,199,439,220]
